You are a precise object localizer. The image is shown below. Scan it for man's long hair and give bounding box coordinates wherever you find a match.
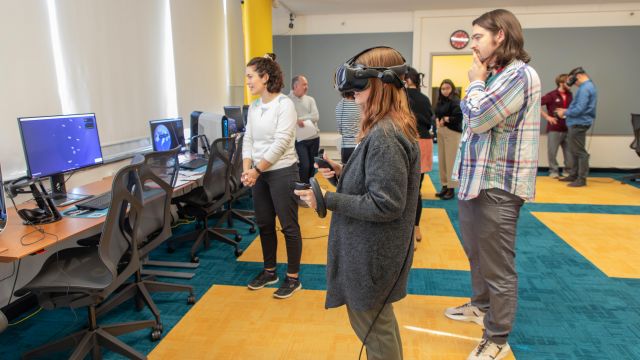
[354,47,418,142]
[473,9,530,68]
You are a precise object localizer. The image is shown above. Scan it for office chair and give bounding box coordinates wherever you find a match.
[225,133,257,231]
[622,113,640,183]
[15,164,159,360]
[95,148,195,331]
[171,137,243,262]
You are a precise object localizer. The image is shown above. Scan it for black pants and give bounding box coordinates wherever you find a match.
[415,173,425,226]
[295,137,320,183]
[252,164,302,274]
[568,125,590,180]
[341,147,355,164]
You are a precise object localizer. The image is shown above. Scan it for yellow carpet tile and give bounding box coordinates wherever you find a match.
[413,209,469,271]
[421,174,438,200]
[149,285,515,360]
[534,176,640,205]
[532,212,640,278]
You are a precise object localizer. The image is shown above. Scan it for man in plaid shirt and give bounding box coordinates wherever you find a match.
[445,9,541,360]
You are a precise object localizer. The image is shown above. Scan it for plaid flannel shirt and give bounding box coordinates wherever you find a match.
[452,60,541,201]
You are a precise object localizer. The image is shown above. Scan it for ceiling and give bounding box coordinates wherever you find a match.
[275,0,639,15]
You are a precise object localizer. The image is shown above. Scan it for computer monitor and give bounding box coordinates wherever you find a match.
[223,106,244,133]
[0,164,7,233]
[149,117,185,152]
[18,113,103,206]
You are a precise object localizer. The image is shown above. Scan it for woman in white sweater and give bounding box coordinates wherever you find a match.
[241,53,303,299]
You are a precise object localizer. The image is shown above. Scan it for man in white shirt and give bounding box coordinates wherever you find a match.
[288,75,320,183]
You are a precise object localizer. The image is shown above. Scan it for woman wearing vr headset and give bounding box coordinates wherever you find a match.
[241,53,304,299]
[296,46,420,360]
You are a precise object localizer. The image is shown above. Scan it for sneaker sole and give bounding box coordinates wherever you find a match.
[444,312,485,326]
[272,284,302,299]
[247,277,279,290]
[493,343,511,360]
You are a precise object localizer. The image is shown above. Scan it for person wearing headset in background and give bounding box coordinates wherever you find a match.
[296,46,419,360]
[289,74,320,183]
[447,9,540,360]
[335,91,361,164]
[541,73,573,179]
[434,79,463,200]
[555,67,597,187]
[405,66,433,247]
[242,53,304,299]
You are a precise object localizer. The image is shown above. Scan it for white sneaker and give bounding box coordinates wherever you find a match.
[444,302,485,326]
[467,339,511,360]
[549,171,560,178]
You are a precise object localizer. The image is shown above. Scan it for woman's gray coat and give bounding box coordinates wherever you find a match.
[324,118,420,312]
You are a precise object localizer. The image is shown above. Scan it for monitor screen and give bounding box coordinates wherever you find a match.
[224,106,244,133]
[149,117,185,152]
[18,113,104,178]
[0,164,7,233]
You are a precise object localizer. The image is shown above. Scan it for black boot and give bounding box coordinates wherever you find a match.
[435,186,448,198]
[441,188,455,200]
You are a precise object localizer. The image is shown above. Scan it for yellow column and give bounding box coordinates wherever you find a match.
[241,0,273,103]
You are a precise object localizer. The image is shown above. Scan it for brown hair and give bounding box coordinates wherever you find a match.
[354,47,417,142]
[246,54,284,94]
[472,9,530,68]
[437,79,460,105]
[555,74,568,87]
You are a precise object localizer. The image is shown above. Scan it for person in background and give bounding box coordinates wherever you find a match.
[541,73,573,178]
[289,75,320,183]
[296,46,419,360]
[335,91,361,164]
[434,79,463,200]
[447,9,540,360]
[555,67,597,187]
[405,66,433,245]
[242,53,303,299]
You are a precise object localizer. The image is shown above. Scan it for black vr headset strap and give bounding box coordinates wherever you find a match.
[345,46,407,65]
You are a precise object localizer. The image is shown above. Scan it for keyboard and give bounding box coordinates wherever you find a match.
[76,192,112,211]
[180,157,208,170]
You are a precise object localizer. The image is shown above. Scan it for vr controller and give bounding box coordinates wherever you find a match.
[294,181,326,218]
[314,157,338,187]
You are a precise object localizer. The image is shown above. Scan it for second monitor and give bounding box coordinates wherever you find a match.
[149,117,185,152]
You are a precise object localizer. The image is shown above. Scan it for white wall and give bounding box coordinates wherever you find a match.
[273,3,640,169]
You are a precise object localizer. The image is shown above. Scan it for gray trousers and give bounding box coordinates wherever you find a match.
[347,303,403,360]
[437,126,461,188]
[567,125,591,180]
[458,188,524,344]
[547,131,572,175]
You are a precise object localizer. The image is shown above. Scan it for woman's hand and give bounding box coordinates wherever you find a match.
[443,116,450,123]
[241,169,259,187]
[314,153,342,179]
[294,187,326,211]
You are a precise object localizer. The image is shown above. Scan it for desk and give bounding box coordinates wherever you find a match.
[0,163,210,263]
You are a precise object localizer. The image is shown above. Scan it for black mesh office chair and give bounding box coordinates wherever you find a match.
[623,113,640,182]
[171,137,242,262]
[225,133,257,231]
[95,148,195,331]
[15,164,158,360]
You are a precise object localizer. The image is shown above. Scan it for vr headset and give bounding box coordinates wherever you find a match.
[334,46,408,93]
[566,66,585,86]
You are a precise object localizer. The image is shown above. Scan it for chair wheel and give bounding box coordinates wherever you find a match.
[191,256,199,263]
[249,227,256,233]
[234,249,243,257]
[151,330,162,341]
[187,295,196,304]
[154,322,163,332]
[235,234,242,242]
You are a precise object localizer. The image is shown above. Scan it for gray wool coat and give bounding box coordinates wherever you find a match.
[324,118,420,312]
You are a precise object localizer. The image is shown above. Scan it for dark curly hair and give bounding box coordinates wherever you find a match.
[246,54,284,94]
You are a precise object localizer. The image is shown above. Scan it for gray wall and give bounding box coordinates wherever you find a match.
[524,26,640,135]
[274,32,413,132]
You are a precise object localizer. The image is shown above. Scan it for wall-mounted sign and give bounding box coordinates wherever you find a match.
[450,30,470,50]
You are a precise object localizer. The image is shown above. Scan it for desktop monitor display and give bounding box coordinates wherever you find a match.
[149,118,185,151]
[0,164,7,233]
[223,106,244,134]
[18,113,104,179]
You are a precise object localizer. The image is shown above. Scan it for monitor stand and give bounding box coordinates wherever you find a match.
[49,174,91,207]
